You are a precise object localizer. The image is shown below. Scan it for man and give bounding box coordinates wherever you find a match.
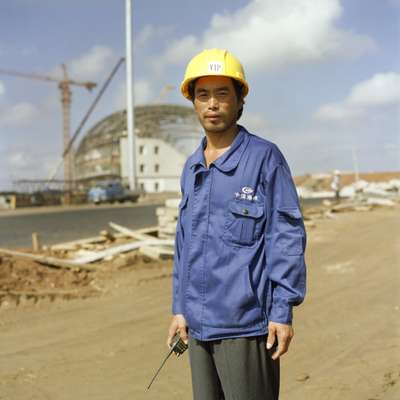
[331,169,341,202]
[167,49,307,400]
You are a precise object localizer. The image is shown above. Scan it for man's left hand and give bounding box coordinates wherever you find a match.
[266,321,294,360]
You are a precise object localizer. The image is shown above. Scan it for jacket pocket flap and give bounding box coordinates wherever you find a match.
[277,207,302,219]
[229,201,264,218]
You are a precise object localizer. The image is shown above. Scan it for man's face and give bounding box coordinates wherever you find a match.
[193,76,242,134]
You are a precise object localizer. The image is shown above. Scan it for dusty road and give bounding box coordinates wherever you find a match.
[0,207,399,399]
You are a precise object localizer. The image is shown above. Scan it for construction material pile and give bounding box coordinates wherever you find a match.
[302,178,399,227]
[156,198,180,240]
[339,179,400,204]
[296,171,400,200]
[0,222,178,308]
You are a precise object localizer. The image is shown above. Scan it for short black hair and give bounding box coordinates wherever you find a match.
[188,78,245,121]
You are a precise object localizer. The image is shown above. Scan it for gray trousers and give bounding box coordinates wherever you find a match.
[188,334,280,400]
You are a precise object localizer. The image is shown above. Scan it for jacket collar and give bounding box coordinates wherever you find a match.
[189,125,249,173]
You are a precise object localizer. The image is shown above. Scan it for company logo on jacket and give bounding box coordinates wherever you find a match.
[234,186,258,201]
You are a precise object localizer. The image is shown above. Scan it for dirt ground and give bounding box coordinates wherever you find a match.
[0,206,399,400]
[0,256,92,293]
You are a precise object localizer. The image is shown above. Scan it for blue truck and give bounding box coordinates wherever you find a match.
[88,181,140,204]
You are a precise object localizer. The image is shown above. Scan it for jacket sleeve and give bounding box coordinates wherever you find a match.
[171,168,186,315]
[264,160,307,324]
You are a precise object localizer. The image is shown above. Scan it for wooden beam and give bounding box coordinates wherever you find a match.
[71,239,174,264]
[0,248,96,271]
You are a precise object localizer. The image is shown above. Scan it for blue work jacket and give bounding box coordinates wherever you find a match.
[172,125,307,341]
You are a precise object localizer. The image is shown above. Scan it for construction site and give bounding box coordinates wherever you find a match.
[0,62,203,208]
[0,58,399,400]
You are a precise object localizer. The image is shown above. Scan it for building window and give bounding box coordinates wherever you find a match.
[154,145,159,155]
[140,183,145,191]
[154,182,159,192]
[154,164,159,173]
[140,164,145,173]
[139,145,144,155]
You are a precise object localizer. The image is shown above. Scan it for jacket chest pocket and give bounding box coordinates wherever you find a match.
[223,200,264,246]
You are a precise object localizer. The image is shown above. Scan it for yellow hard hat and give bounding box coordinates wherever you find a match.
[180,48,249,100]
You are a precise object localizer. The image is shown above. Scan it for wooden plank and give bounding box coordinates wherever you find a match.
[71,239,175,264]
[51,236,108,251]
[109,222,162,242]
[109,222,151,241]
[0,248,97,271]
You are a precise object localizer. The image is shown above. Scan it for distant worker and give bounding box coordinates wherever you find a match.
[167,49,307,400]
[331,169,341,202]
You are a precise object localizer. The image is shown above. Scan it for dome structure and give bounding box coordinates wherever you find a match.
[74,104,202,190]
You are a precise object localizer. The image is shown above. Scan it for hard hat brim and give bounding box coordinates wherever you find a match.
[180,74,249,100]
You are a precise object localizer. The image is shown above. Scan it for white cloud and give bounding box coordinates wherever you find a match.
[240,111,270,133]
[134,80,153,103]
[0,81,5,96]
[113,79,154,110]
[136,24,175,49]
[314,103,365,121]
[52,45,116,81]
[0,102,41,127]
[347,73,400,107]
[136,25,156,48]
[4,150,59,182]
[70,45,115,80]
[8,151,30,168]
[162,36,198,65]
[157,0,376,71]
[315,72,400,121]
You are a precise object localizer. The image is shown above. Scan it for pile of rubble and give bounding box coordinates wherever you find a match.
[296,171,400,200]
[302,178,399,227]
[339,179,400,206]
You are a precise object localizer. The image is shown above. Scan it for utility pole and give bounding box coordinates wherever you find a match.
[126,0,137,191]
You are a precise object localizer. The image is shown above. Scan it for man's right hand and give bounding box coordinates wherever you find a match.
[167,314,188,348]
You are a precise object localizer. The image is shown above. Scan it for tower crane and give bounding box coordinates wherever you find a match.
[0,65,97,204]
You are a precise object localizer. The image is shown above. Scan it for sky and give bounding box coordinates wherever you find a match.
[0,0,399,190]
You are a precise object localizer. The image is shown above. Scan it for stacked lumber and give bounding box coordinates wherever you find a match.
[156,198,180,239]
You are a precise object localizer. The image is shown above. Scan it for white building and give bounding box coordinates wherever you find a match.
[120,136,188,192]
[75,104,203,193]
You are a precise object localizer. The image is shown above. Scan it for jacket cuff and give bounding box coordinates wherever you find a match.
[172,301,183,315]
[269,303,293,325]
